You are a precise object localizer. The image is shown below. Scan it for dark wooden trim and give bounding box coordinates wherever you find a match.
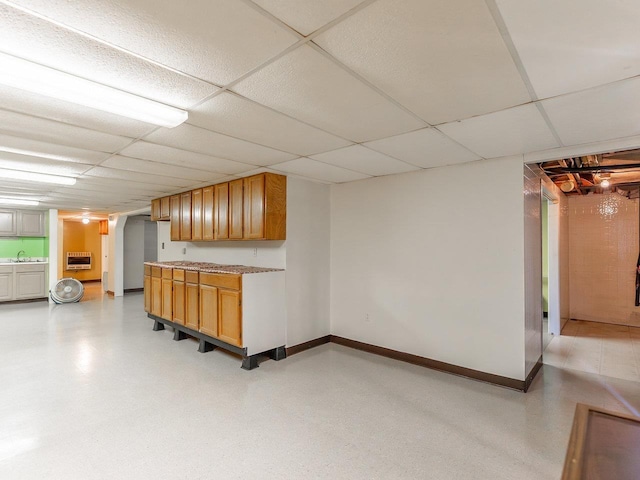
[124,288,144,294]
[80,279,101,283]
[107,290,114,297]
[286,335,331,356]
[330,335,526,391]
[0,297,48,305]
[524,355,543,392]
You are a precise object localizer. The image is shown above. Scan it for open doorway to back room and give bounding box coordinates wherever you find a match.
[538,150,640,382]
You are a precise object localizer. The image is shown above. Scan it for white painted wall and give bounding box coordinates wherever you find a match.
[523,164,543,376]
[155,176,331,348]
[285,178,331,346]
[47,209,58,302]
[330,157,526,380]
[123,216,145,290]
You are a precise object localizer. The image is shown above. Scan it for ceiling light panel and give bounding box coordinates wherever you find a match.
[496,0,640,99]
[143,124,297,166]
[0,150,92,176]
[272,157,371,183]
[119,141,258,175]
[0,133,110,164]
[0,167,76,185]
[314,0,530,125]
[0,109,133,152]
[541,77,640,146]
[251,0,368,36]
[438,104,559,159]
[189,92,353,157]
[0,197,39,206]
[7,0,298,85]
[232,45,425,143]
[310,145,419,176]
[0,3,217,107]
[364,128,481,168]
[0,83,159,137]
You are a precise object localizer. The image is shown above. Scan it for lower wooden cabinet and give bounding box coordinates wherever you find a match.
[144,274,151,312]
[199,284,218,337]
[151,276,162,317]
[173,279,185,325]
[185,281,199,330]
[161,268,173,321]
[218,289,242,347]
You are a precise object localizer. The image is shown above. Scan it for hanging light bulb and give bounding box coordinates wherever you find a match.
[601,179,610,188]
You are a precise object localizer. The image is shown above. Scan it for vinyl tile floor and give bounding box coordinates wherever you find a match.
[1,290,639,479]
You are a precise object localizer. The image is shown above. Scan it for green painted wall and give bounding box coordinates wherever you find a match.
[0,237,47,257]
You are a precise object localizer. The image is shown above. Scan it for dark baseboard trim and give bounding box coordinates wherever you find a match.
[286,335,331,356]
[0,297,48,305]
[107,290,114,297]
[330,335,527,392]
[524,356,543,392]
[124,288,144,294]
[80,279,101,283]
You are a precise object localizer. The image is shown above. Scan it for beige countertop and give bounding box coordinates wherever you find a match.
[144,261,283,275]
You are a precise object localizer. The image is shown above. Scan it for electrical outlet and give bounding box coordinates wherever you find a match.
[253,248,258,257]
[365,313,370,322]
[182,247,186,255]
[161,242,165,249]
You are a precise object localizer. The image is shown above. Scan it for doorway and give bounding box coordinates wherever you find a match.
[542,189,561,350]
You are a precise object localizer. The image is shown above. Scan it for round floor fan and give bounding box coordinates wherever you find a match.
[50,278,84,304]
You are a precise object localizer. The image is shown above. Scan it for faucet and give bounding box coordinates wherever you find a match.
[17,250,26,262]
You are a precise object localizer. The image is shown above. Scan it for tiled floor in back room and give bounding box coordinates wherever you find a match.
[1,290,639,480]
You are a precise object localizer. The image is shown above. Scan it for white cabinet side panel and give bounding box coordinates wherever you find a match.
[242,271,286,356]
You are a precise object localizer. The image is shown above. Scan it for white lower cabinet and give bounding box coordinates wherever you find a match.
[0,264,47,301]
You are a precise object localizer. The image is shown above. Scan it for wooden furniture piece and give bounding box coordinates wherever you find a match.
[150,173,286,242]
[562,403,640,479]
[144,261,285,370]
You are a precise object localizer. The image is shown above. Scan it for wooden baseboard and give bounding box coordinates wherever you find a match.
[524,356,543,392]
[107,290,114,297]
[80,279,102,283]
[286,335,331,356]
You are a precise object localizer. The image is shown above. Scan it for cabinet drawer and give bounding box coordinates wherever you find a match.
[185,271,199,284]
[151,266,162,278]
[15,264,45,273]
[173,269,185,281]
[162,268,173,279]
[0,266,12,274]
[199,272,241,290]
[144,265,151,275]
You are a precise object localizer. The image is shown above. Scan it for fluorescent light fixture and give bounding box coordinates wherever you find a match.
[0,167,77,185]
[0,198,39,206]
[0,52,188,128]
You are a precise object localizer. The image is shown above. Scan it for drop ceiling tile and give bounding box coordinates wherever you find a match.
[438,104,560,158]
[0,109,133,152]
[0,84,156,138]
[143,124,296,166]
[120,141,257,175]
[496,0,640,99]
[0,4,218,107]
[541,77,640,146]
[83,166,194,188]
[0,151,91,176]
[10,0,298,86]
[271,157,370,183]
[0,134,109,164]
[364,128,481,168]
[189,92,352,156]
[310,145,418,176]
[102,155,229,183]
[72,177,169,195]
[251,0,368,35]
[314,0,530,125]
[232,44,425,143]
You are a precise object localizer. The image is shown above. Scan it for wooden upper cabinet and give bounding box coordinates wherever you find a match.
[202,186,214,241]
[170,194,181,241]
[151,198,161,221]
[244,173,286,240]
[160,196,171,220]
[214,182,229,240]
[180,191,192,241]
[229,179,244,240]
[191,188,203,241]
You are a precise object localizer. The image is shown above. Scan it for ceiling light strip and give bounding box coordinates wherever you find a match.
[0,197,39,206]
[0,167,77,185]
[0,53,188,128]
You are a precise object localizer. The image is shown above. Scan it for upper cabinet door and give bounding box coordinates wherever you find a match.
[229,179,244,240]
[202,186,214,241]
[214,183,229,240]
[0,210,17,236]
[170,195,181,241]
[191,188,203,241]
[243,174,265,240]
[151,198,161,221]
[18,210,45,237]
[180,191,192,241]
[160,196,171,220]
